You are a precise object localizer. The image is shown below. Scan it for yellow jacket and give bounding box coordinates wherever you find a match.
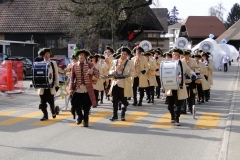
[131,56,149,87]
[108,59,135,97]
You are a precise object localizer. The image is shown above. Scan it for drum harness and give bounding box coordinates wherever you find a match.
[115,59,129,78]
[178,60,184,89]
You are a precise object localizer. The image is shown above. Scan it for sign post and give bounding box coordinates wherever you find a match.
[68,44,76,58]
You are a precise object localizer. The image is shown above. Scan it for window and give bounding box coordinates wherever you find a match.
[46,40,55,48]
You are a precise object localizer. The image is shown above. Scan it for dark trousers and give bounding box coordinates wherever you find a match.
[112,85,128,118]
[94,89,99,106]
[146,85,155,101]
[39,89,55,115]
[224,63,228,72]
[197,84,203,101]
[100,91,104,102]
[203,75,209,101]
[167,90,184,123]
[155,76,161,96]
[104,80,111,97]
[186,84,195,112]
[72,92,91,122]
[132,77,145,102]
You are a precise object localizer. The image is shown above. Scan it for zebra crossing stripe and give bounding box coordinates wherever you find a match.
[0,110,19,117]
[194,113,221,129]
[70,111,112,126]
[31,112,72,126]
[109,111,149,128]
[0,111,42,126]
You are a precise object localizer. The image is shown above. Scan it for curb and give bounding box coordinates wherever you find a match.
[218,63,239,160]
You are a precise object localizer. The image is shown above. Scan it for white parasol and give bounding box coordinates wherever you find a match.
[192,35,227,69]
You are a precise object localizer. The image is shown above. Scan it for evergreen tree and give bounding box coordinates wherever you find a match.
[226,3,240,28]
[168,6,181,26]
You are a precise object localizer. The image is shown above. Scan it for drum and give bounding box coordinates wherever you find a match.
[32,62,55,88]
[160,60,183,90]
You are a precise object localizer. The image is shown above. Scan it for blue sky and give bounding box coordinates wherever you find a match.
[151,0,238,21]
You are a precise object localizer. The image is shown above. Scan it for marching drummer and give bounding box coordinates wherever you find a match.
[37,48,59,121]
[131,46,149,106]
[108,47,135,121]
[162,52,172,104]
[69,49,100,127]
[165,48,197,126]
[181,50,198,114]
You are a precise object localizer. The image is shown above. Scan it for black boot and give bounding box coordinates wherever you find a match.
[170,111,175,123]
[50,105,56,119]
[71,105,76,119]
[132,98,137,106]
[40,108,48,121]
[83,109,89,127]
[147,94,151,103]
[118,103,122,110]
[109,103,118,121]
[100,91,104,104]
[76,108,83,125]
[156,87,160,98]
[137,100,142,106]
[174,106,181,126]
[150,91,154,103]
[121,109,126,121]
[138,91,144,106]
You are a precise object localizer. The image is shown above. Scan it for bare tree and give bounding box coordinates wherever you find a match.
[57,0,153,49]
[208,2,226,22]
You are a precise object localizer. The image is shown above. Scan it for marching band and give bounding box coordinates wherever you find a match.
[33,41,216,127]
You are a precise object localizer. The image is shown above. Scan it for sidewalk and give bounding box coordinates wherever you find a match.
[218,63,240,160]
[226,72,240,160]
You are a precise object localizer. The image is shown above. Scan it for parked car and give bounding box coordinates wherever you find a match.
[4,56,33,80]
[0,65,18,86]
[50,57,72,70]
[0,53,8,63]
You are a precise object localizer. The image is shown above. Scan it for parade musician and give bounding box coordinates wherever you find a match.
[131,46,149,106]
[37,48,59,121]
[108,47,135,121]
[69,49,100,127]
[166,48,196,126]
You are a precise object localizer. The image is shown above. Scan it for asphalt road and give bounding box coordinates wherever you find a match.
[0,62,238,160]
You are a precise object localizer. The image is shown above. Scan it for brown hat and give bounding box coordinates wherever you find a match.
[39,48,52,56]
[195,54,202,58]
[120,46,131,55]
[172,48,184,55]
[201,52,209,58]
[132,45,144,53]
[144,52,152,56]
[75,49,91,57]
[106,46,115,53]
